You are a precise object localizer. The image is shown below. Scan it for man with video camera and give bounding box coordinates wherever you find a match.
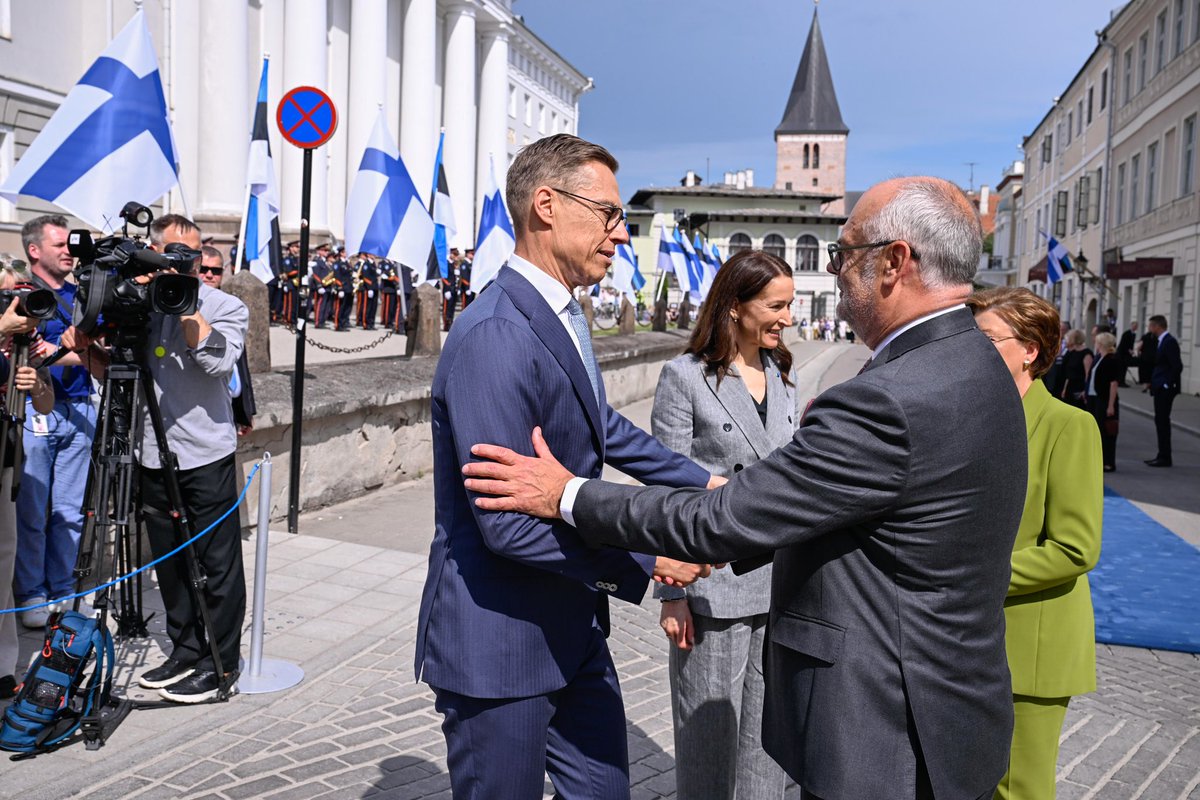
[66,213,250,702]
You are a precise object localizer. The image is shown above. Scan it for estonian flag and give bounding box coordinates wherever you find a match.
[241,56,281,284]
[0,10,178,231]
[425,130,457,282]
[344,110,434,269]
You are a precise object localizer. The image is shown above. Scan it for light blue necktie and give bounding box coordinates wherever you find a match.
[566,298,600,405]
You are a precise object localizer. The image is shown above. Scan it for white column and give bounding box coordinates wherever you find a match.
[197,0,248,218]
[262,0,286,167]
[281,0,329,232]
[400,0,436,198]
[328,0,350,240]
[348,0,388,204]
[167,0,199,216]
[476,23,511,203]
[386,0,403,138]
[442,2,477,248]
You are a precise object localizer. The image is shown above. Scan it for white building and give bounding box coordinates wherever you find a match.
[0,0,591,253]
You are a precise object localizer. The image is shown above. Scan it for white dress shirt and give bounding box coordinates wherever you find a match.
[507,253,585,362]
[871,304,966,360]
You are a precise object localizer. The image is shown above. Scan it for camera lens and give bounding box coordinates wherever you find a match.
[21,289,58,320]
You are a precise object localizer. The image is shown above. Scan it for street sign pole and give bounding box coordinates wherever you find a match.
[288,147,312,534]
[276,85,338,534]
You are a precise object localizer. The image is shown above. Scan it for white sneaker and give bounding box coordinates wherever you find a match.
[49,597,95,617]
[18,597,49,629]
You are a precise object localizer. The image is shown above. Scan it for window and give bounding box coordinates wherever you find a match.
[1042,134,1053,163]
[627,224,639,237]
[1075,174,1091,229]
[728,233,752,257]
[1076,100,1083,136]
[1100,68,1108,110]
[1066,112,1073,144]
[1174,0,1186,58]
[1147,141,1158,213]
[796,234,819,271]
[803,144,809,169]
[763,234,786,261]
[523,94,531,125]
[1054,190,1068,237]
[508,87,517,119]
[1138,32,1148,91]
[1087,87,1094,125]
[0,0,9,40]
[1172,276,1186,334]
[1195,0,1200,43]
[0,127,14,223]
[1035,207,1043,240]
[1123,48,1133,104]
[1155,11,1167,74]
[1130,153,1141,217]
[1091,167,1102,225]
[537,103,545,134]
[813,144,820,169]
[1116,162,1127,225]
[1182,115,1196,196]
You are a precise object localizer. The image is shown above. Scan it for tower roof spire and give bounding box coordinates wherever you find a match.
[775,7,848,137]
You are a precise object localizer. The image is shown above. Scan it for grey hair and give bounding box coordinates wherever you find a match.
[506,134,619,231]
[20,214,70,260]
[863,180,981,287]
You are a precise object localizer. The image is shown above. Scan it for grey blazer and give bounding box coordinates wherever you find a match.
[573,309,1028,800]
[652,351,799,618]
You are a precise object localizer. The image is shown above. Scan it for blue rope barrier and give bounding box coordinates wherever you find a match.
[0,461,263,616]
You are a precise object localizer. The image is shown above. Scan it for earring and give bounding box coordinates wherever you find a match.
[731,315,739,321]
[1022,360,1031,371]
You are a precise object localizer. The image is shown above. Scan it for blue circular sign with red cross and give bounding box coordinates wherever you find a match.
[277,86,338,149]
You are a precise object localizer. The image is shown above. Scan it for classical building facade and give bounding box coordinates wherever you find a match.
[625,7,847,323]
[0,0,590,253]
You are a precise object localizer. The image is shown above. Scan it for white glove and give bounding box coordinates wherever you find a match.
[318,288,326,294]
[338,291,345,298]
[444,291,452,299]
[368,290,375,298]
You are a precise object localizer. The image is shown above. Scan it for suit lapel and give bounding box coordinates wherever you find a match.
[762,353,794,443]
[497,267,605,452]
[702,358,771,459]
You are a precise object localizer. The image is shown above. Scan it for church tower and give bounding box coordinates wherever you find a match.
[775,6,848,212]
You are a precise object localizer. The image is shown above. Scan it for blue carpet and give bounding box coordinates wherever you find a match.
[1090,487,1200,653]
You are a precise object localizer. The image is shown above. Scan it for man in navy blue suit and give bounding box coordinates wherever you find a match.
[416,134,716,799]
[1144,314,1184,467]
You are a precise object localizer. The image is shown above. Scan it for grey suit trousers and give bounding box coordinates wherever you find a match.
[669,612,786,800]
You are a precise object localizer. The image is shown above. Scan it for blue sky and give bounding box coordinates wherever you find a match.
[513,0,1126,197]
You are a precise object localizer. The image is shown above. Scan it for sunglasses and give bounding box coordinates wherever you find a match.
[198,265,225,275]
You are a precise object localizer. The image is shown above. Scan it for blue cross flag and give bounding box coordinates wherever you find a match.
[657,224,690,292]
[0,10,178,232]
[1045,233,1074,285]
[470,155,515,290]
[344,109,434,269]
[612,239,645,306]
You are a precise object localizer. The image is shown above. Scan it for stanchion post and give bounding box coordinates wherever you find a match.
[238,453,305,694]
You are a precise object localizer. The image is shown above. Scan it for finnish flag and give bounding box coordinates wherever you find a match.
[694,233,719,300]
[676,227,704,298]
[657,225,691,293]
[0,10,178,232]
[1045,234,1074,285]
[612,241,645,306]
[241,57,281,285]
[471,155,515,290]
[344,110,434,270]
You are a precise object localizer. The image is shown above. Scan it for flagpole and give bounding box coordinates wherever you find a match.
[233,184,252,273]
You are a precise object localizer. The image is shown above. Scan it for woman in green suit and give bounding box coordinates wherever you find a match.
[968,287,1103,800]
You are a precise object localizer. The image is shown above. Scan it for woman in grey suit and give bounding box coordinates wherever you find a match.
[654,250,799,800]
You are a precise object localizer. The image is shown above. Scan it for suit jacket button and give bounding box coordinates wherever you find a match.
[734,464,743,472]
[723,423,733,432]
[788,416,792,424]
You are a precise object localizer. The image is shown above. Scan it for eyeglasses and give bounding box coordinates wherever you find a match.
[826,240,920,275]
[984,335,1019,344]
[552,188,627,232]
[198,265,224,275]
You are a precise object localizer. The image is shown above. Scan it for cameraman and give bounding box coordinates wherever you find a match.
[131,214,249,702]
[0,265,56,698]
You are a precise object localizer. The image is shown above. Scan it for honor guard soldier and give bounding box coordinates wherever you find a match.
[440,250,459,331]
[309,242,334,328]
[459,248,476,309]
[272,240,298,323]
[279,240,301,323]
[378,259,399,330]
[355,253,379,330]
[332,251,356,331]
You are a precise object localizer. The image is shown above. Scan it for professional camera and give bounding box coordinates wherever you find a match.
[66,203,200,334]
[0,284,57,320]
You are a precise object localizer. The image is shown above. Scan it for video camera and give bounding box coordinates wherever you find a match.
[66,202,200,335]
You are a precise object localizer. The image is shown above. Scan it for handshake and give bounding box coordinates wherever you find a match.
[652,558,720,588]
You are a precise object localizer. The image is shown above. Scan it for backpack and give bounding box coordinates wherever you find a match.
[0,610,114,757]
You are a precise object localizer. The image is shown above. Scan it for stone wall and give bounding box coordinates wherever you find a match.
[236,330,694,524]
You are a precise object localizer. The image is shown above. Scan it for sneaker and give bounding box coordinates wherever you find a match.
[158,670,238,704]
[48,597,95,617]
[18,596,49,629]
[137,658,197,689]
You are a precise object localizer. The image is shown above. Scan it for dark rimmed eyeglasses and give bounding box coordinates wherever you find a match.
[825,240,920,275]
[551,188,627,232]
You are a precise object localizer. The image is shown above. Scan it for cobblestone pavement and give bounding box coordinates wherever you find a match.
[5,341,1200,799]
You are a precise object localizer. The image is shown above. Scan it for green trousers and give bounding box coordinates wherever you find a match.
[994,695,1070,800]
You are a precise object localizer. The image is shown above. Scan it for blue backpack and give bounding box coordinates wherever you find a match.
[0,610,114,757]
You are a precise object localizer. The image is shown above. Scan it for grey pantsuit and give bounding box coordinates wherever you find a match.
[652,352,799,800]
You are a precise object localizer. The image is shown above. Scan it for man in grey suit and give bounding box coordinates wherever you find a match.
[464,177,1029,799]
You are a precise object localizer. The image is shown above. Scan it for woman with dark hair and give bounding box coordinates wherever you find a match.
[967,287,1102,800]
[654,249,797,800]
[1087,331,1122,471]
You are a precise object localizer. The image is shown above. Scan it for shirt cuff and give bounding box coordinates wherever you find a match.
[560,476,588,528]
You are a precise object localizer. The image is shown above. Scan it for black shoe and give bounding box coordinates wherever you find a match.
[138,658,196,689]
[1145,458,1173,467]
[0,674,16,699]
[158,669,238,704]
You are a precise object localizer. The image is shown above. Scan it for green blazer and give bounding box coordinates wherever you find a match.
[1005,380,1103,698]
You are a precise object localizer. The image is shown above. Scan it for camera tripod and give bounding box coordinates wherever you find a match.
[71,328,234,748]
[0,333,33,496]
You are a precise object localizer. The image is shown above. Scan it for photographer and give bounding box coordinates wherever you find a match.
[112,214,248,702]
[0,264,56,699]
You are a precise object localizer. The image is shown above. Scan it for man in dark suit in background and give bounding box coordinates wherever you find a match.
[1138,324,1158,388]
[1145,314,1183,467]
[1117,320,1138,386]
[416,134,718,799]
[465,177,1029,800]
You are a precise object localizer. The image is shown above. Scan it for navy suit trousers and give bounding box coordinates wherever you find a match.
[433,625,630,800]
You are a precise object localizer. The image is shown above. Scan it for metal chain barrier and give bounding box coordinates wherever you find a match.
[282,322,397,355]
